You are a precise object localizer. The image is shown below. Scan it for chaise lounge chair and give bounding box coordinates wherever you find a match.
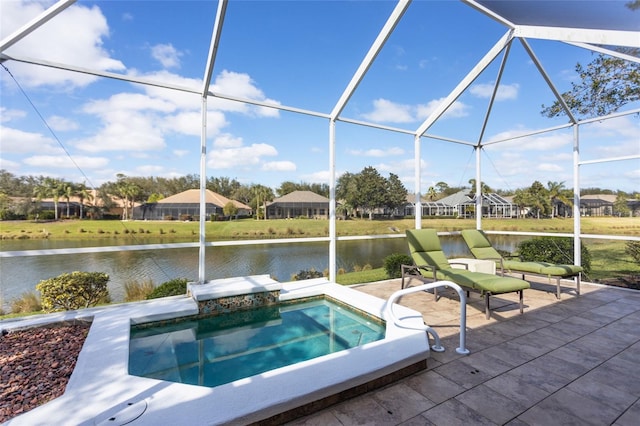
[460,229,582,299]
[401,229,530,319]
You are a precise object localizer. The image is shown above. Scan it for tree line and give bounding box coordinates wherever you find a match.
[1,168,637,221]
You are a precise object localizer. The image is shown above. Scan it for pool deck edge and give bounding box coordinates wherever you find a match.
[3,277,430,426]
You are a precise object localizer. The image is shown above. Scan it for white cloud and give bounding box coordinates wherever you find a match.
[487,127,573,151]
[262,161,297,172]
[347,147,405,157]
[208,141,278,169]
[0,158,20,171]
[0,126,62,154]
[74,109,167,153]
[302,170,332,184]
[470,82,520,101]
[48,115,79,131]
[133,70,201,107]
[151,43,183,69]
[0,107,26,123]
[361,99,414,123]
[415,97,470,120]
[1,1,125,88]
[213,133,244,148]
[161,110,228,137]
[83,93,176,115]
[24,155,109,169]
[358,95,470,126]
[537,163,563,172]
[625,168,640,180]
[173,149,190,157]
[136,164,165,175]
[208,70,281,117]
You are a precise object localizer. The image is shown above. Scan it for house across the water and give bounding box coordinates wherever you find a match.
[133,189,252,221]
[266,191,330,219]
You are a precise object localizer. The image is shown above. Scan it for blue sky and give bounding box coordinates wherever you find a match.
[1,0,639,194]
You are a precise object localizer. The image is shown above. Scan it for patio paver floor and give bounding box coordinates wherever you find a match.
[287,277,640,426]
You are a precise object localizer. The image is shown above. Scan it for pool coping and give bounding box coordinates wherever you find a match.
[4,276,430,425]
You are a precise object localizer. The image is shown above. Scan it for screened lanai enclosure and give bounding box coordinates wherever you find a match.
[1,0,639,284]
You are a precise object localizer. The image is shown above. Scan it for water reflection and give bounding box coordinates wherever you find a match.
[0,235,524,310]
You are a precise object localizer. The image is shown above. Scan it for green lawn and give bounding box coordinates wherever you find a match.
[2,216,639,241]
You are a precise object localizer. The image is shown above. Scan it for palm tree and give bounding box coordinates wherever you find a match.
[512,188,530,218]
[62,181,74,218]
[468,178,492,196]
[547,181,571,218]
[76,182,93,219]
[33,177,64,220]
[251,184,274,220]
[113,174,141,220]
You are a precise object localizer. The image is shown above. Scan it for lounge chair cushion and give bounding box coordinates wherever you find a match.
[461,229,503,260]
[406,229,529,295]
[502,260,583,277]
[461,229,583,278]
[437,269,529,294]
[406,228,452,270]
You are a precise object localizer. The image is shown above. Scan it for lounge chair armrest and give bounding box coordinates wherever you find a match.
[401,263,437,281]
[401,264,419,276]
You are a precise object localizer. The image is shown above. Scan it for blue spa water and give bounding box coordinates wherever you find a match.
[128,298,385,388]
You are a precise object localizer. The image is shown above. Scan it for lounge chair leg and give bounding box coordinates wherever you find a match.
[485,293,490,320]
[519,289,524,314]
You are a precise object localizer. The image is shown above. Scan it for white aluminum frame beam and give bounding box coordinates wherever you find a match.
[566,42,640,64]
[415,29,514,137]
[197,0,229,284]
[330,0,411,120]
[514,25,640,49]
[519,37,577,124]
[327,0,411,280]
[0,0,76,53]
[462,0,515,29]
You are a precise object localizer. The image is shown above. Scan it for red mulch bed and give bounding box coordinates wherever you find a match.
[0,322,90,423]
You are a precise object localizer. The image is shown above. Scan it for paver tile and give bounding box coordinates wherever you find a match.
[455,384,526,425]
[373,383,436,423]
[517,387,621,426]
[421,398,497,426]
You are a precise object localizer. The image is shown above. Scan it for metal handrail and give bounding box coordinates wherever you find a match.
[384,281,469,355]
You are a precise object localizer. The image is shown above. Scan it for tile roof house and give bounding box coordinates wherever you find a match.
[266,191,330,219]
[133,189,251,220]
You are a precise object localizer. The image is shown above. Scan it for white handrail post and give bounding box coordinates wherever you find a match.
[384,281,469,355]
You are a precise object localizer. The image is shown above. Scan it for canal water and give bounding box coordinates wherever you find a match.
[0,235,525,310]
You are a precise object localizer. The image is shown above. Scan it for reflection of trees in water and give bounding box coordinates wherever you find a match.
[1,235,531,310]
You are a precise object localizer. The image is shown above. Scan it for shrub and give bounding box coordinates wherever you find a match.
[146,278,188,299]
[291,269,324,281]
[36,271,110,312]
[383,253,413,278]
[10,292,42,314]
[625,241,640,263]
[124,278,156,302]
[517,237,591,275]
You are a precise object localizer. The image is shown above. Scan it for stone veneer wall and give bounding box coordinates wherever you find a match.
[196,290,280,316]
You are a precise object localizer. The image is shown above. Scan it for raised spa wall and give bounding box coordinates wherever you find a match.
[187,274,282,316]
